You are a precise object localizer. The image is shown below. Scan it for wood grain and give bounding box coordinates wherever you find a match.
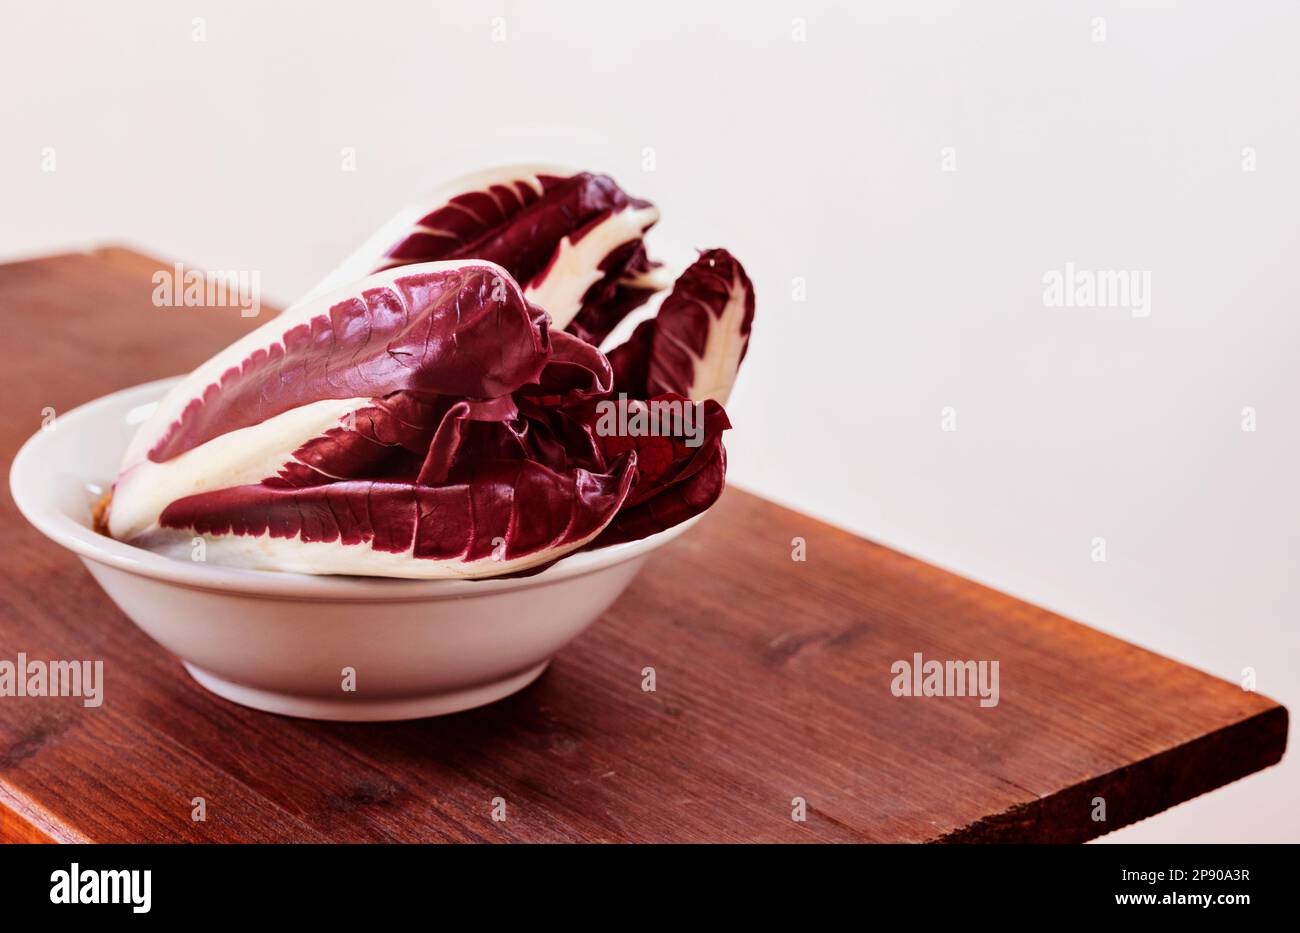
[0,248,1287,842]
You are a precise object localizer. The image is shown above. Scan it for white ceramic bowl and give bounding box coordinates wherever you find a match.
[9,378,700,721]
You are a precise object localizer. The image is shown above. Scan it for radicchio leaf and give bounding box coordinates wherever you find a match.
[140,261,550,466]
[148,459,635,576]
[607,318,657,400]
[305,164,670,335]
[607,249,754,405]
[591,395,731,546]
[108,261,637,578]
[141,390,636,577]
[564,241,664,347]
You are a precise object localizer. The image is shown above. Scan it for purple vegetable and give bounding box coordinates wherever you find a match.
[606,249,754,406]
[148,262,550,463]
[109,262,634,578]
[592,396,731,547]
[307,165,670,337]
[156,460,634,567]
[108,168,758,580]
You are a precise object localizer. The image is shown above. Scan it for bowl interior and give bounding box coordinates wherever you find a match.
[9,377,700,599]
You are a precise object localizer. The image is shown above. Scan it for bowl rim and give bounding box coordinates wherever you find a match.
[9,376,704,601]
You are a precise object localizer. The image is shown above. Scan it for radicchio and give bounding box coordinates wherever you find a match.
[304,165,672,339]
[593,249,754,543]
[606,249,755,406]
[108,166,757,579]
[592,396,731,547]
[109,262,633,578]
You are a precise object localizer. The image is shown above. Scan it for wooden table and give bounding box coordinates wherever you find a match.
[0,248,1287,843]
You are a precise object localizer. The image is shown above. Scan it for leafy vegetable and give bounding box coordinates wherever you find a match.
[592,396,731,547]
[305,165,671,335]
[607,249,755,405]
[109,168,757,579]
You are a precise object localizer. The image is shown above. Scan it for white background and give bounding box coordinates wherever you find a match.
[2,1,1297,842]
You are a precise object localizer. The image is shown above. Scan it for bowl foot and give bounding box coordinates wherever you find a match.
[182,660,551,721]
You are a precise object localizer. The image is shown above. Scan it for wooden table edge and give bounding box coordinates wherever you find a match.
[0,781,89,844]
[940,703,1288,843]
